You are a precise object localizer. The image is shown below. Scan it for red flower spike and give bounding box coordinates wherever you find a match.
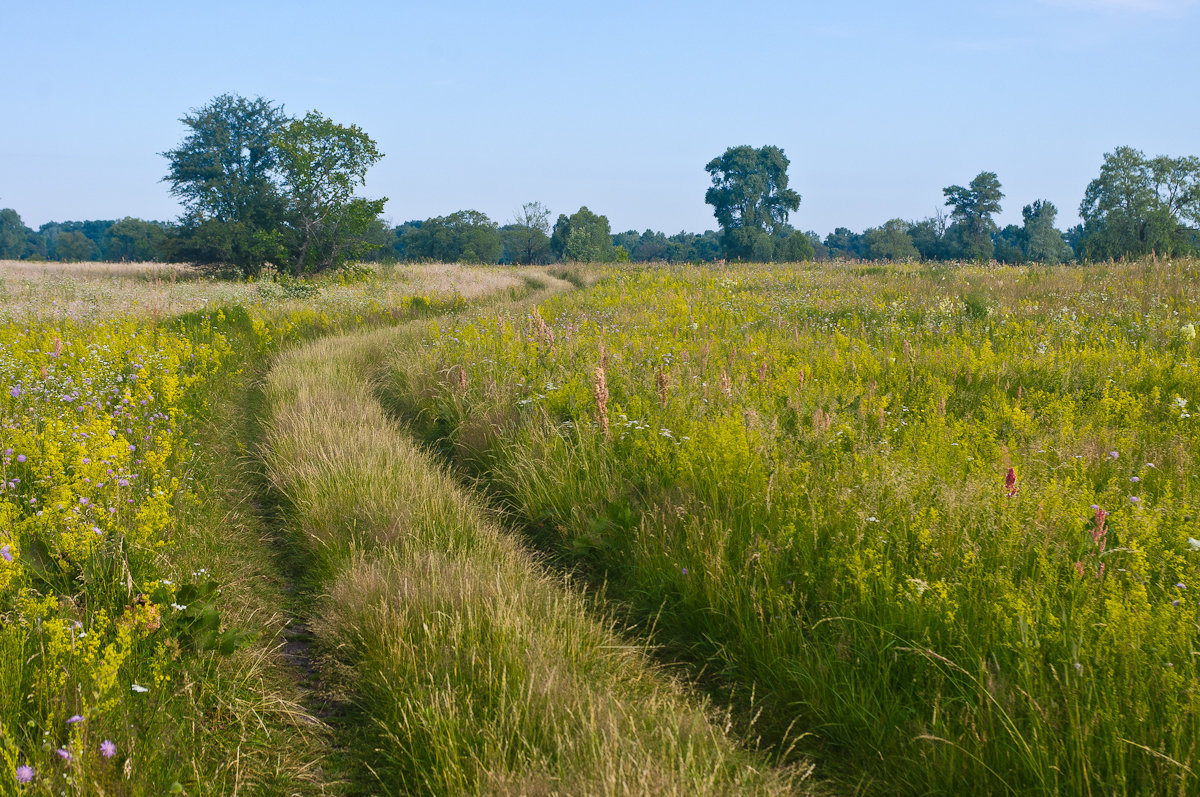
[1004,466,1018,497]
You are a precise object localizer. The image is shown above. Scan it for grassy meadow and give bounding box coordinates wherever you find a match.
[0,261,527,794]
[380,258,1200,794]
[3,256,1200,795]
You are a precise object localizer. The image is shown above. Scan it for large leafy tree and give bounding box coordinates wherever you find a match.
[550,207,614,263]
[705,145,801,261]
[273,111,386,273]
[864,219,918,261]
[55,230,100,262]
[163,95,386,275]
[824,227,867,260]
[162,94,289,273]
[0,209,30,259]
[909,211,948,261]
[1021,200,1072,263]
[943,171,1004,261]
[1078,146,1200,259]
[104,217,172,262]
[502,201,552,264]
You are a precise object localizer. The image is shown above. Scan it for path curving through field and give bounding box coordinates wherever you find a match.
[257,279,812,795]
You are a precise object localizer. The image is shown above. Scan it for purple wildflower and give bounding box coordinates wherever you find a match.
[1,545,11,563]
[1130,496,1140,503]
[55,748,70,761]
[1109,450,1119,459]
[681,567,688,575]
[15,765,33,783]
[10,387,20,398]
[1178,583,1187,589]
[100,740,116,759]
[15,454,25,463]
[1130,475,1140,483]
[67,714,84,724]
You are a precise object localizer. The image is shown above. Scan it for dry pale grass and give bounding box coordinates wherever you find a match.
[0,260,537,324]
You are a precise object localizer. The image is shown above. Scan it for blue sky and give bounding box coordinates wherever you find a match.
[2,0,1197,237]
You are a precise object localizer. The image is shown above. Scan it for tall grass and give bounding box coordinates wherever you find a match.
[0,262,526,794]
[261,322,810,795]
[377,259,1200,794]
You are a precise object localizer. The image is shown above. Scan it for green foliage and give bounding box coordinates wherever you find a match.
[164,95,386,275]
[1022,200,1072,263]
[863,218,918,261]
[774,229,815,262]
[705,145,801,261]
[1079,146,1200,259]
[943,171,1004,261]
[150,580,256,656]
[385,258,1200,794]
[501,201,553,264]
[0,209,29,259]
[550,206,615,263]
[401,209,502,263]
[824,226,867,259]
[273,110,386,273]
[163,94,289,274]
[54,230,100,261]
[103,217,172,262]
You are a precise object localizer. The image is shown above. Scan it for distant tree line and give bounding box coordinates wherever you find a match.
[0,213,174,262]
[2,103,1196,268]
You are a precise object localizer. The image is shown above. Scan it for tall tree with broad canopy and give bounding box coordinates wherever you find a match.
[1078,146,1200,259]
[864,219,919,261]
[163,95,387,275]
[943,171,1003,261]
[705,145,801,261]
[0,209,30,259]
[503,201,552,264]
[273,110,386,273]
[162,94,289,273]
[1021,200,1072,263]
[550,207,614,263]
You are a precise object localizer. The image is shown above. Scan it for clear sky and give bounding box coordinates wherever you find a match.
[2,0,1197,237]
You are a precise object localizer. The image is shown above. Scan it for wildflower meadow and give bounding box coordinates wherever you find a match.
[0,261,511,795]
[5,257,1200,795]
[381,259,1200,794]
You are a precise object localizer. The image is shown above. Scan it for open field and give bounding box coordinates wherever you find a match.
[0,263,533,794]
[3,258,1200,794]
[379,258,1200,794]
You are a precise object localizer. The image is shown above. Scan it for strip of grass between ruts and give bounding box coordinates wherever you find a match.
[260,311,812,795]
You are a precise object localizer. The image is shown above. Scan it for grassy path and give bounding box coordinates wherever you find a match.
[257,288,811,794]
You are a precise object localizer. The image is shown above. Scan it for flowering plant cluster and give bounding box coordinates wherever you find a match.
[0,317,232,790]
